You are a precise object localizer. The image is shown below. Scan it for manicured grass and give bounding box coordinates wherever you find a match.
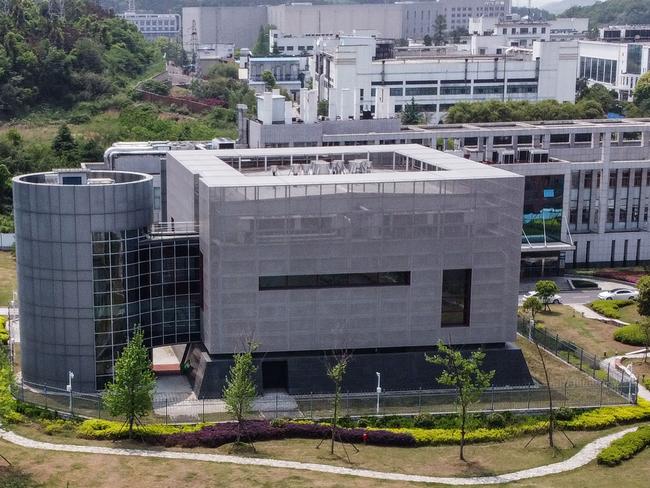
[531,305,637,358]
[616,302,643,325]
[0,251,16,305]
[0,426,634,487]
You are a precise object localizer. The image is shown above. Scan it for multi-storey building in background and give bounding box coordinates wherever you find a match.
[312,35,578,123]
[182,0,511,51]
[119,11,181,41]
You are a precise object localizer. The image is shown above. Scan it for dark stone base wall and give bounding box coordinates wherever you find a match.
[188,343,533,399]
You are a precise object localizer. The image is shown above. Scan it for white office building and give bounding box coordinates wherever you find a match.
[313,35,578,122]
[578,41,650,100]
[119,12,180,41]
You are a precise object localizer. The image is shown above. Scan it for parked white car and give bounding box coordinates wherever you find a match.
[597,288,639,301]
[523,290,562,304]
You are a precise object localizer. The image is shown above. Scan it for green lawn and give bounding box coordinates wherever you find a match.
[0,251,16,305]
[530,305,637,358]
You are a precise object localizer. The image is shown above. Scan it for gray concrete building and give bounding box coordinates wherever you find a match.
[240,116,650,274]
[182,0,511,50]
[14,170,153,392]
[15,146,532,395]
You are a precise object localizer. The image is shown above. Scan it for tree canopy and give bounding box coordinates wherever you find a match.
[0,0,156,118]
[562,0,650,27]
[446,99,605,124]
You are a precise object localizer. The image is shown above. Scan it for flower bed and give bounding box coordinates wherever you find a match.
[158,420,416,448]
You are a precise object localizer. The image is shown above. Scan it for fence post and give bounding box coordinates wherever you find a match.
[418,387,422,414]
[491,389,495,411]
[600,381,604,406]
[98,400,102,419]
[275,393,278,418]
[607,363,611,383]
[202,398,205,423]
[20,378,24,402]
[555,334,559,356]
[44,385,48,411]
[527,385,531,411]
[70,390,74,417]
[579,349,583,371]
[309,392,313,420]
[564,382,568,407]
[165,399,168,425]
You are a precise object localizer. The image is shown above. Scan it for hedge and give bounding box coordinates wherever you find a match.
[0,316,8,344]
[597,426,650,466]
[559,400,650,430]
[590,299,631,320]
[77,419,203,440]
[159,420,416,448]
[614,324,648,346]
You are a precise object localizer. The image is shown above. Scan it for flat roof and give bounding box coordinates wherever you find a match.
[168,144,520,188]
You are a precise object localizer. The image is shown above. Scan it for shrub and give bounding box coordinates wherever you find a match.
[590,299,630,319]
[597,426,650,466]
[413,414,437,429]
[560,400,650,430]
[485,412,507,428]
[77,419,202,440]
[2,410,26,424]
[554,407,576,421]
[614,324,648,346]
[159,420,416,449]
[15,403,58,420]
[41,418,77,436]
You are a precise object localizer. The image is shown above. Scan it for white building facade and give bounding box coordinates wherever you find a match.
[119,12,180,41]
[578,41,650,100]
[313,36,578,123]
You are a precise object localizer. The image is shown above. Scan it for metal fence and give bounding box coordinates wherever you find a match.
[517,318,638,400]
[13,376,633,425]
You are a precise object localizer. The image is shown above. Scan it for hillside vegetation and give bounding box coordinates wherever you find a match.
[0,0,157,118]
[562,0,650,27]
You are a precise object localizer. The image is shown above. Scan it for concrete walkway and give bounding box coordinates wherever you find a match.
[601,349,650,402]
[0,425,636,485]
[568,304,630,326]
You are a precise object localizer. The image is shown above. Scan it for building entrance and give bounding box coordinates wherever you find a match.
[262,361,289,390]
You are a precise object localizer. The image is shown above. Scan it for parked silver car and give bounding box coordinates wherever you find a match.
[597,288,639,301]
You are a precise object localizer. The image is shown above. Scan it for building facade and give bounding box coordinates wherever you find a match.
[15,146,532,395]
[240,115,650,273]
[119,12,180,41]
[182,0,511,49]
[313,35,578,122]
[578,40,650,100]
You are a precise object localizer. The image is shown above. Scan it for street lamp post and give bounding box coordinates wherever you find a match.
[375,371,381,415]
[66,371,74,414]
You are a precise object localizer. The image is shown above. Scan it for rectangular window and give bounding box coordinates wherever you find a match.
[405,86,437,96]
[441,269,471,327]
[259,271,411,290]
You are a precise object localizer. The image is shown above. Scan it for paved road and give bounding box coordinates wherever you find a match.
[518,289,602,306]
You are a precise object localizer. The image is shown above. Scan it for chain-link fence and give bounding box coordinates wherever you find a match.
[13,376,634,425]
[517,318,638,399]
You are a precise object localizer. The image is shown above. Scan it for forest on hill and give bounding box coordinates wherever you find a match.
[562,0,650,27]
[0,0,156,118]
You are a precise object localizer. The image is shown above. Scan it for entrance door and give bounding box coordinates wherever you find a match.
[262,361,288,390]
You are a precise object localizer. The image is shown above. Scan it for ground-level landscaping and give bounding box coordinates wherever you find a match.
[526,305,637,358]
[0,251,16,305]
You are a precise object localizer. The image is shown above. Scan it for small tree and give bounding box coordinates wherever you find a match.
[401,97,423,125]
[103,329,155,438]
[223,343,258,446]
[326,353,350,456]
[535,280,560,311]
[522,295,543,323]
[426,342,494,461]
[261,70,276,91]
[52,124,77,156]
[423,34,432,46]
[317,99,329,117]
[433,15,447,46]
